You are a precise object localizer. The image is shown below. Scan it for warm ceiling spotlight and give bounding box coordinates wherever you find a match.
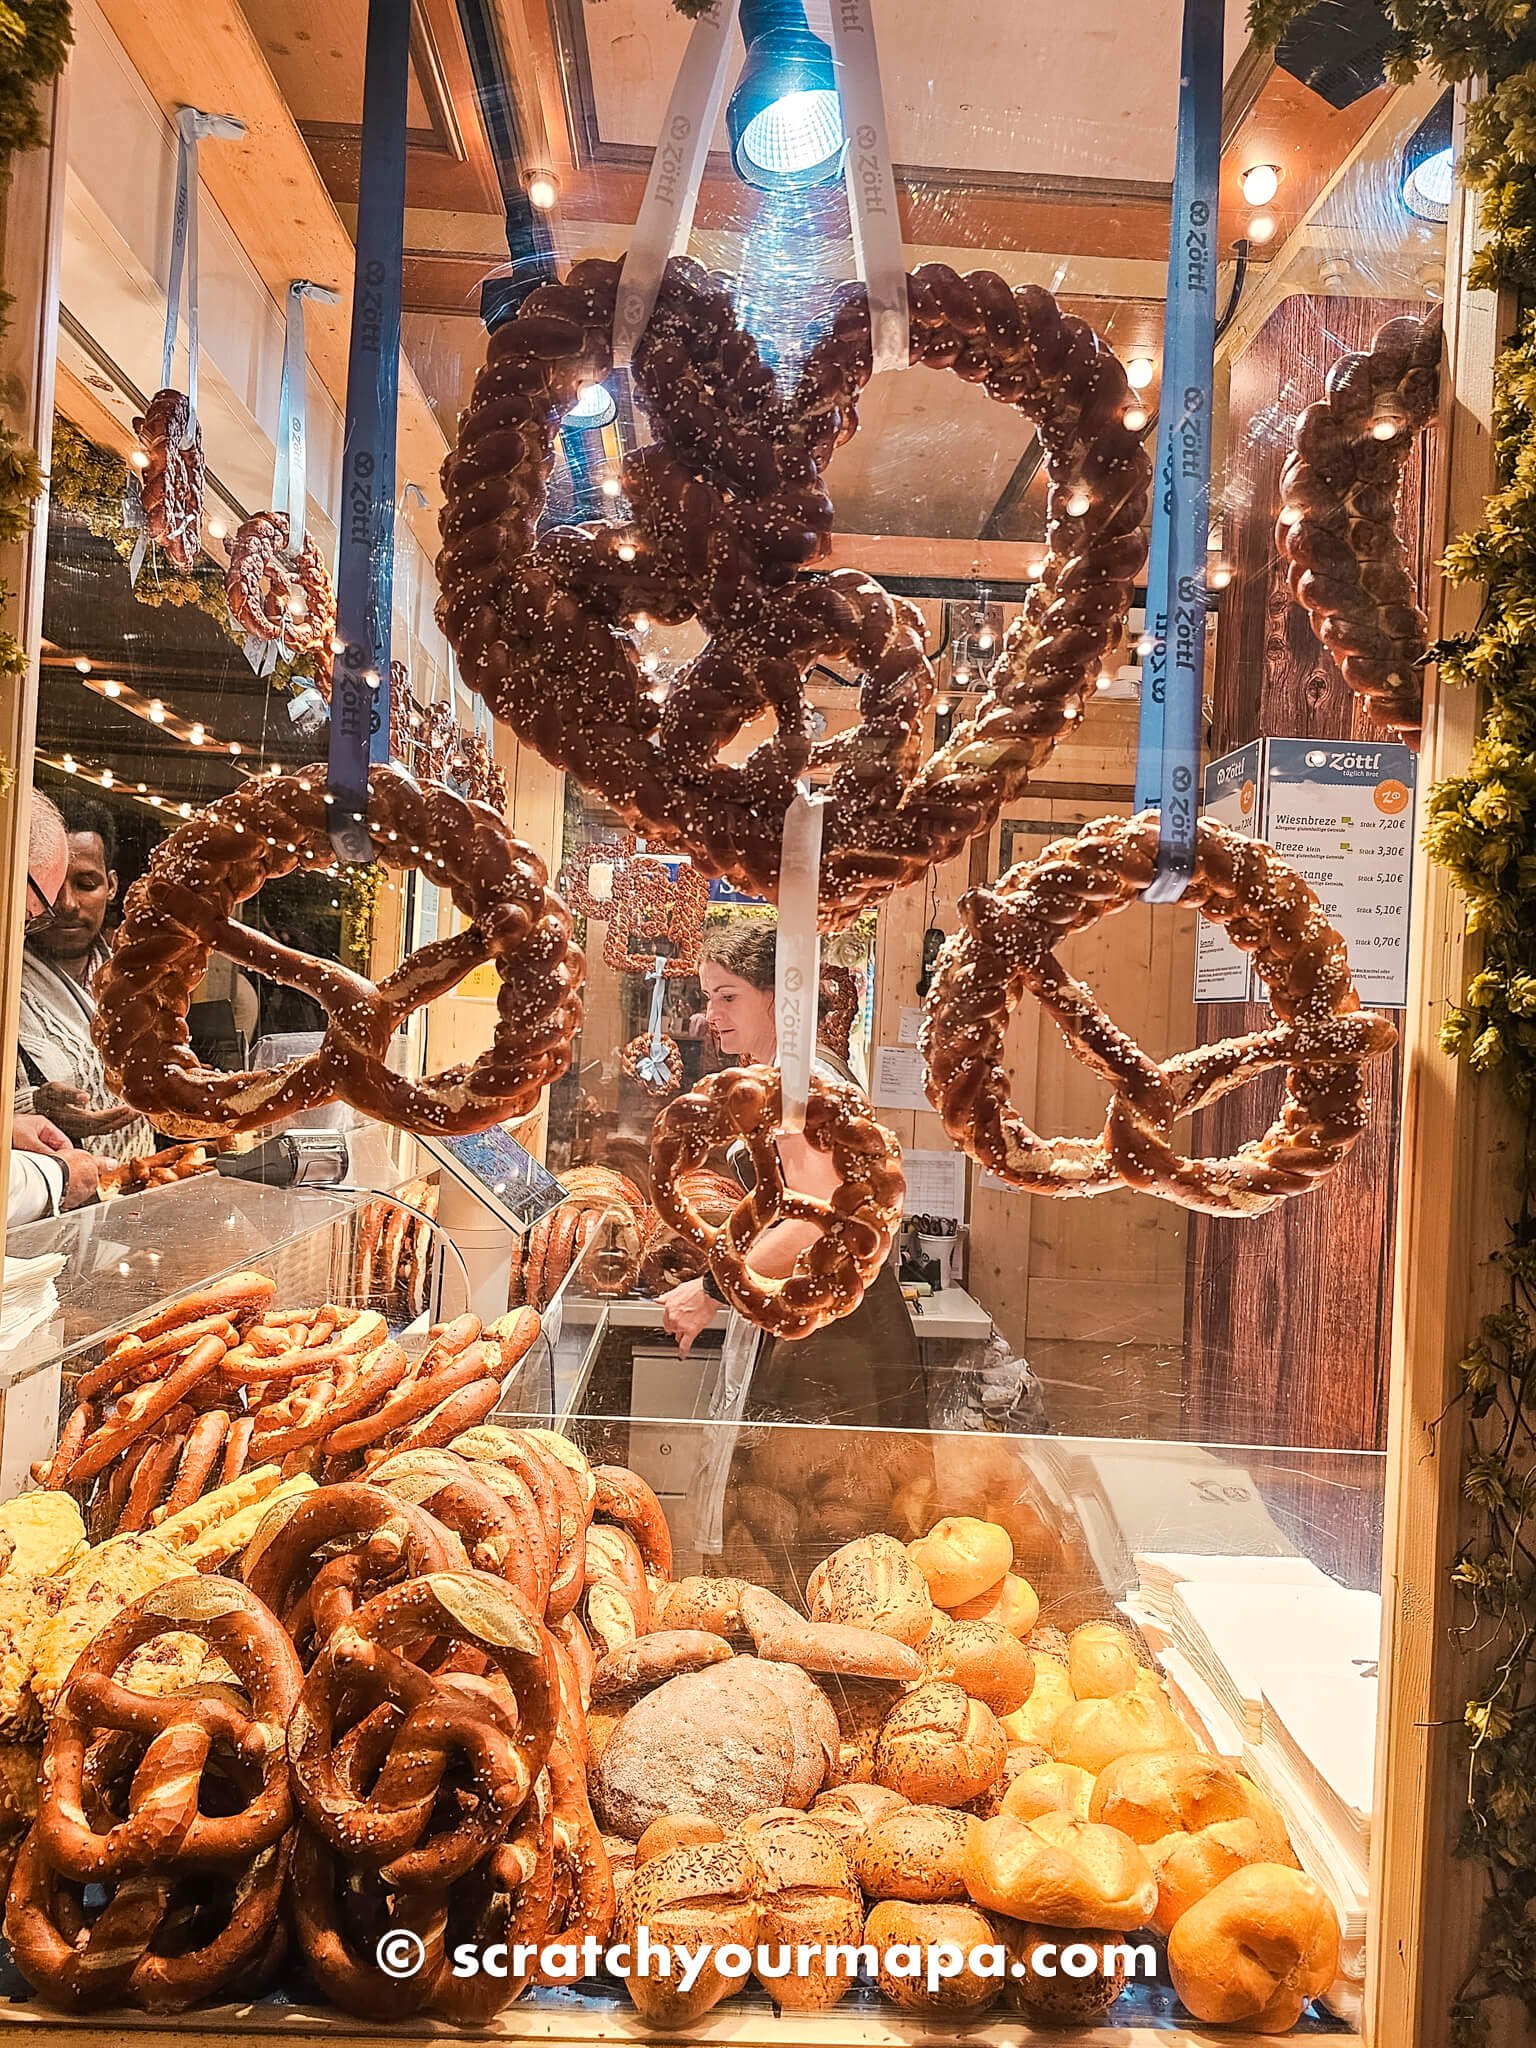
[1247,212,1278,244]
[129,450,149,471]
[73,656,91,674]
[601,476,623,499]
[99,768,114,788]
[1126,355,1156,391]
[1371,417,1401,441]
[618,542,637,562]
[976,626,994,650]
[207,517,227,540]
[1124,404,1148,432]
[1209,562,1234,589]
[189,723,206,746]
[1241,162,1281,206]
[727,0,845,191]
[148,699,166,724]
[1027,558,1048,580]
[1066,490,1091,517]
[526,170,559,211]
[102,679,122,697]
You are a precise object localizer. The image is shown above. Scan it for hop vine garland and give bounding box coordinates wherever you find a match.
[1247,5,1536,2039]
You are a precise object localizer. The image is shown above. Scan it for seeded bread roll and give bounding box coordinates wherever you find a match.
[591,1629,734,1701]
[616,1840,763,2024]
[1090,1750,1250,1843]
[745,1811,863,2010]
[866,1900,1005,2015]
[636,1815,725,1864]
[1051,1687,1195,1774]
[740,1584,923,1681]
[1004,1655,1074,1750]
[948,1570,1039,1638]
[1003,1760,1098,1824]
[807,1532,935,1646]
[824,1676,906,1785]
[850,1803,972,1902]
[1166,1864,1341,2031]
[874,1681,1005,1806]
[1006,1919,1132,2023]
[809,1780,908,1846]
[962,1810,1157,1931]
[1068,1621,1144,1698]
[924,1617,1036,1715]
[909,1517,1013,1607]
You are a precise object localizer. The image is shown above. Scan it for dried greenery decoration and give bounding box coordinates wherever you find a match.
[1248,2,1536,2040]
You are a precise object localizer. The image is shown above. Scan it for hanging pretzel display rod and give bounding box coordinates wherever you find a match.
[326,0,411,861]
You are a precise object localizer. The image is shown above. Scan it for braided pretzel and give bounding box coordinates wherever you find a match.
[437,257,1149,929]
[224,510,338,658]
[1278,311,1441,746]
[290,1571,557,1888]
[133,388,203,570]
[558,835,636,918]
[35,1576,300,1879]
[921,811,1398,1215]
[93,762,584,1139]
[819,963,861,1064]
[602,858,708,977]
[651,1067,905,1336]
[621,1032,682,1096]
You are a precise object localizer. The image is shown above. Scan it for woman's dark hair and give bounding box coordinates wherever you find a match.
[701,916,777,993]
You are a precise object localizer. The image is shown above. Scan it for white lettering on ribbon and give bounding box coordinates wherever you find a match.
[776,785,827,1136]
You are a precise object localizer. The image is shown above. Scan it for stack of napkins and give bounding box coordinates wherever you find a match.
[0,1252,65,1372]
[1168,1578,1381,1744]
[1055,1441,1297,1594]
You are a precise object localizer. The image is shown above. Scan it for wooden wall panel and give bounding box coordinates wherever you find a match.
[1185,294,1436,1453]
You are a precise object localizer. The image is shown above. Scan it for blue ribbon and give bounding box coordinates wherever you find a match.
[1140,0,1223,904]
[327,0,411,862]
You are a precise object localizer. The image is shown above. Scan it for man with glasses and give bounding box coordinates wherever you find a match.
[9,794,103,1224]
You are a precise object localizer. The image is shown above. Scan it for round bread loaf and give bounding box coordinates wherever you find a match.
[1149,1818,1269,1936]
[809,1780,908,1846]
[1167,1863,1341,2030]
[594,1657,804,1837]
[909,1517,1013,1607]
[949,1570,1040,1638]
[807,1532,935,1646]
[1005,1919,1132,2023]
[745,1811,863,2010]
[1003,1760,1097,1824]
[616,1839,763,2024]
[636,1814,726,1864]
[850,1803,972,1902]
[1051,1688,1196,1775]
[874,1681,1006,1806]
[962,1811,1157,1931]
[1068,1621,1144,1699]
[1090,1749,1249,1843]
[925,1616,1036,1714]
[1004,1654,1074,1749]
[865,1900,1005,2015]
[751,1658,840,1806]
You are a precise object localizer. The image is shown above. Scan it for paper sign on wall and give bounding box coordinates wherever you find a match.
[1195,738,1417,1009]
[901,1149,968,1220]
[898,1006,925,1047]
[871,1045,929,1111]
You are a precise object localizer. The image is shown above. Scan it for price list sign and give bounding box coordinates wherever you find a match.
[1195,738,1417,1009]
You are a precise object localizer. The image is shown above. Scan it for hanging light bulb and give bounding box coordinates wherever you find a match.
[1241,163,1280,206]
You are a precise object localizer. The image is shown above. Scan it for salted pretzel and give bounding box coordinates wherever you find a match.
[1278,310,1441,746]
[92,762,584,1139]
[241,1481,459,1657]
[290,1571,557,1887]
[437,257,1150,929]
[592,1464,673,1580]
[921,811,1398,1215]
[621,1032,682,1096]
[637,1169,738,1293]
[819,963,861,1063]
[651,1066,905,1337]
[224,510,338,658]
[133,388,203,570]
[558,835,636,918]
[602,857,708,977]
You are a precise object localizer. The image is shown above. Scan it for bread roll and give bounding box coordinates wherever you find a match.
[1005,1919,1133,2024]
[637,1814,725,1864]
[1068,1621,1143,1698]
[1149,1818,1268,1936]
[1236,1772,1300,1865]
[591,1628,733,1700]
[1051,1688,1196,1774]
[849,1804,973,1902]
[746,1811,863,2010]
[810,1780,908,1845]
[949,1570,1040,1639]
[1003,1654,1073,1749]
[966,1739,1052,1818]
[1090,1750,1249,1843]
[1166,1864,1341,2031]
[865,1900,1005,2015]
[874,1682,1006,1807]
[924,1617,1035,1715]
[1003,1761,1097,1824]
[909,1517,1012,1607]
[616,1839,762,2024]
[961,1811,1157,1931]
[807,1532,935,1646]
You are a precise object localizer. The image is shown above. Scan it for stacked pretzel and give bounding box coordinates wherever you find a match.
[437,258,1151,928]
[33,1276,543,1541]
[352,1176,439,1320]
[96,1141,219,1199]
[511,1168,652,1309]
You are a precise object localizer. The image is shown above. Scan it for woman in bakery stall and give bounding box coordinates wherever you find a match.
[659,918,924,1429]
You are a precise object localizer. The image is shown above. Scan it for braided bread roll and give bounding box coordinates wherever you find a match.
[1277,311,1441,745]
[437,258,1149,929]
[92,763,583,1139]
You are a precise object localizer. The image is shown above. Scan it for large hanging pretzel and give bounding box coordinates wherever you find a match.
[920,812,1397,1216]
[1277,311,1441,747]
[437,257,1150,929]
[602,856,709,977]
[225,510,338,659]
[650,1067,905,1336]
[92,763,584,1139]
[133,388,204,571]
